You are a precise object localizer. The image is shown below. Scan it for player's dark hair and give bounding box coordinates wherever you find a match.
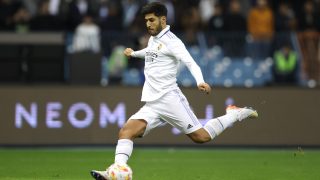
[141,2,167,17]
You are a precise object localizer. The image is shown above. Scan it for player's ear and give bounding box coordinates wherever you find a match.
[160,16,166,25]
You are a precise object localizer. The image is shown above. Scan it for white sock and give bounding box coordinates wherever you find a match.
[204,113,237,139]
[114,139,133,164]
[217,113,237,129]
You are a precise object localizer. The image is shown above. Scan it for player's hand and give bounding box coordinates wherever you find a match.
[124,48,134,57]
[198,82,211,95]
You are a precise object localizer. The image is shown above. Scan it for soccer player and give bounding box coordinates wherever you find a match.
[91,2,258,179]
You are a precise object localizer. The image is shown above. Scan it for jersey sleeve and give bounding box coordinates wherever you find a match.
[131,48,146,59]
[168,39,205,85]
[131,36,152,59]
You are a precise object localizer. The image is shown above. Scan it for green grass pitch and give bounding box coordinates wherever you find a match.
[0,148,319,180]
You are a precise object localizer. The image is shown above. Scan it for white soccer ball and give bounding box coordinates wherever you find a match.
[106,163,133,180]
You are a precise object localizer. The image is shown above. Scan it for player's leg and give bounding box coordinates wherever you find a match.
[187,111,236,143]
[114,119,147,165]
[158,89,258,144]
[91,119,146,180]
[186,128,212,143]
[187,113,235,143]
[114,104,164,165]
[155,89,221,144]
[155,89,206,143]
[188,105,258,143]
[91,104,164,179]
[118,119,147,140]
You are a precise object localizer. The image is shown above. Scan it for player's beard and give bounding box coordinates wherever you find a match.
[148,23,162,36]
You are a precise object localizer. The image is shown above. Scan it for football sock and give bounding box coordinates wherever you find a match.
[115,139,133,164]
[204,113,237,139]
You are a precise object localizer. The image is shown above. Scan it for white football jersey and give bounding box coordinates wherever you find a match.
[132,25,204,102]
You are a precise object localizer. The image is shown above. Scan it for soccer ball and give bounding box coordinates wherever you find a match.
[106,163,133,180]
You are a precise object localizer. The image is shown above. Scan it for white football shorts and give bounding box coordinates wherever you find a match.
[129,89,202,136]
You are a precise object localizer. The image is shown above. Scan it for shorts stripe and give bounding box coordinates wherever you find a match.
[173,89,199,126]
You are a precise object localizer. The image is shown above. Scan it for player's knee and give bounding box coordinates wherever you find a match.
[118,127,136,140]
[190,134,211,144]
[118,121,146,140]
[191,137,210,144]
[188,129,211,144]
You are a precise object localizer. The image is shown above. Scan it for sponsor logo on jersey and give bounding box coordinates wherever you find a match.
[146,51,158,62]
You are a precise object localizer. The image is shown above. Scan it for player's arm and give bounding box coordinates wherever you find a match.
[168,40,211,94]
[124,48,147,59]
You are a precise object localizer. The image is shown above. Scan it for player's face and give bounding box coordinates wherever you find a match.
[145,13,164,36]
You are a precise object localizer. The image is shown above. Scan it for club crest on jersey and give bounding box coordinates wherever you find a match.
[157,43,163,50]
